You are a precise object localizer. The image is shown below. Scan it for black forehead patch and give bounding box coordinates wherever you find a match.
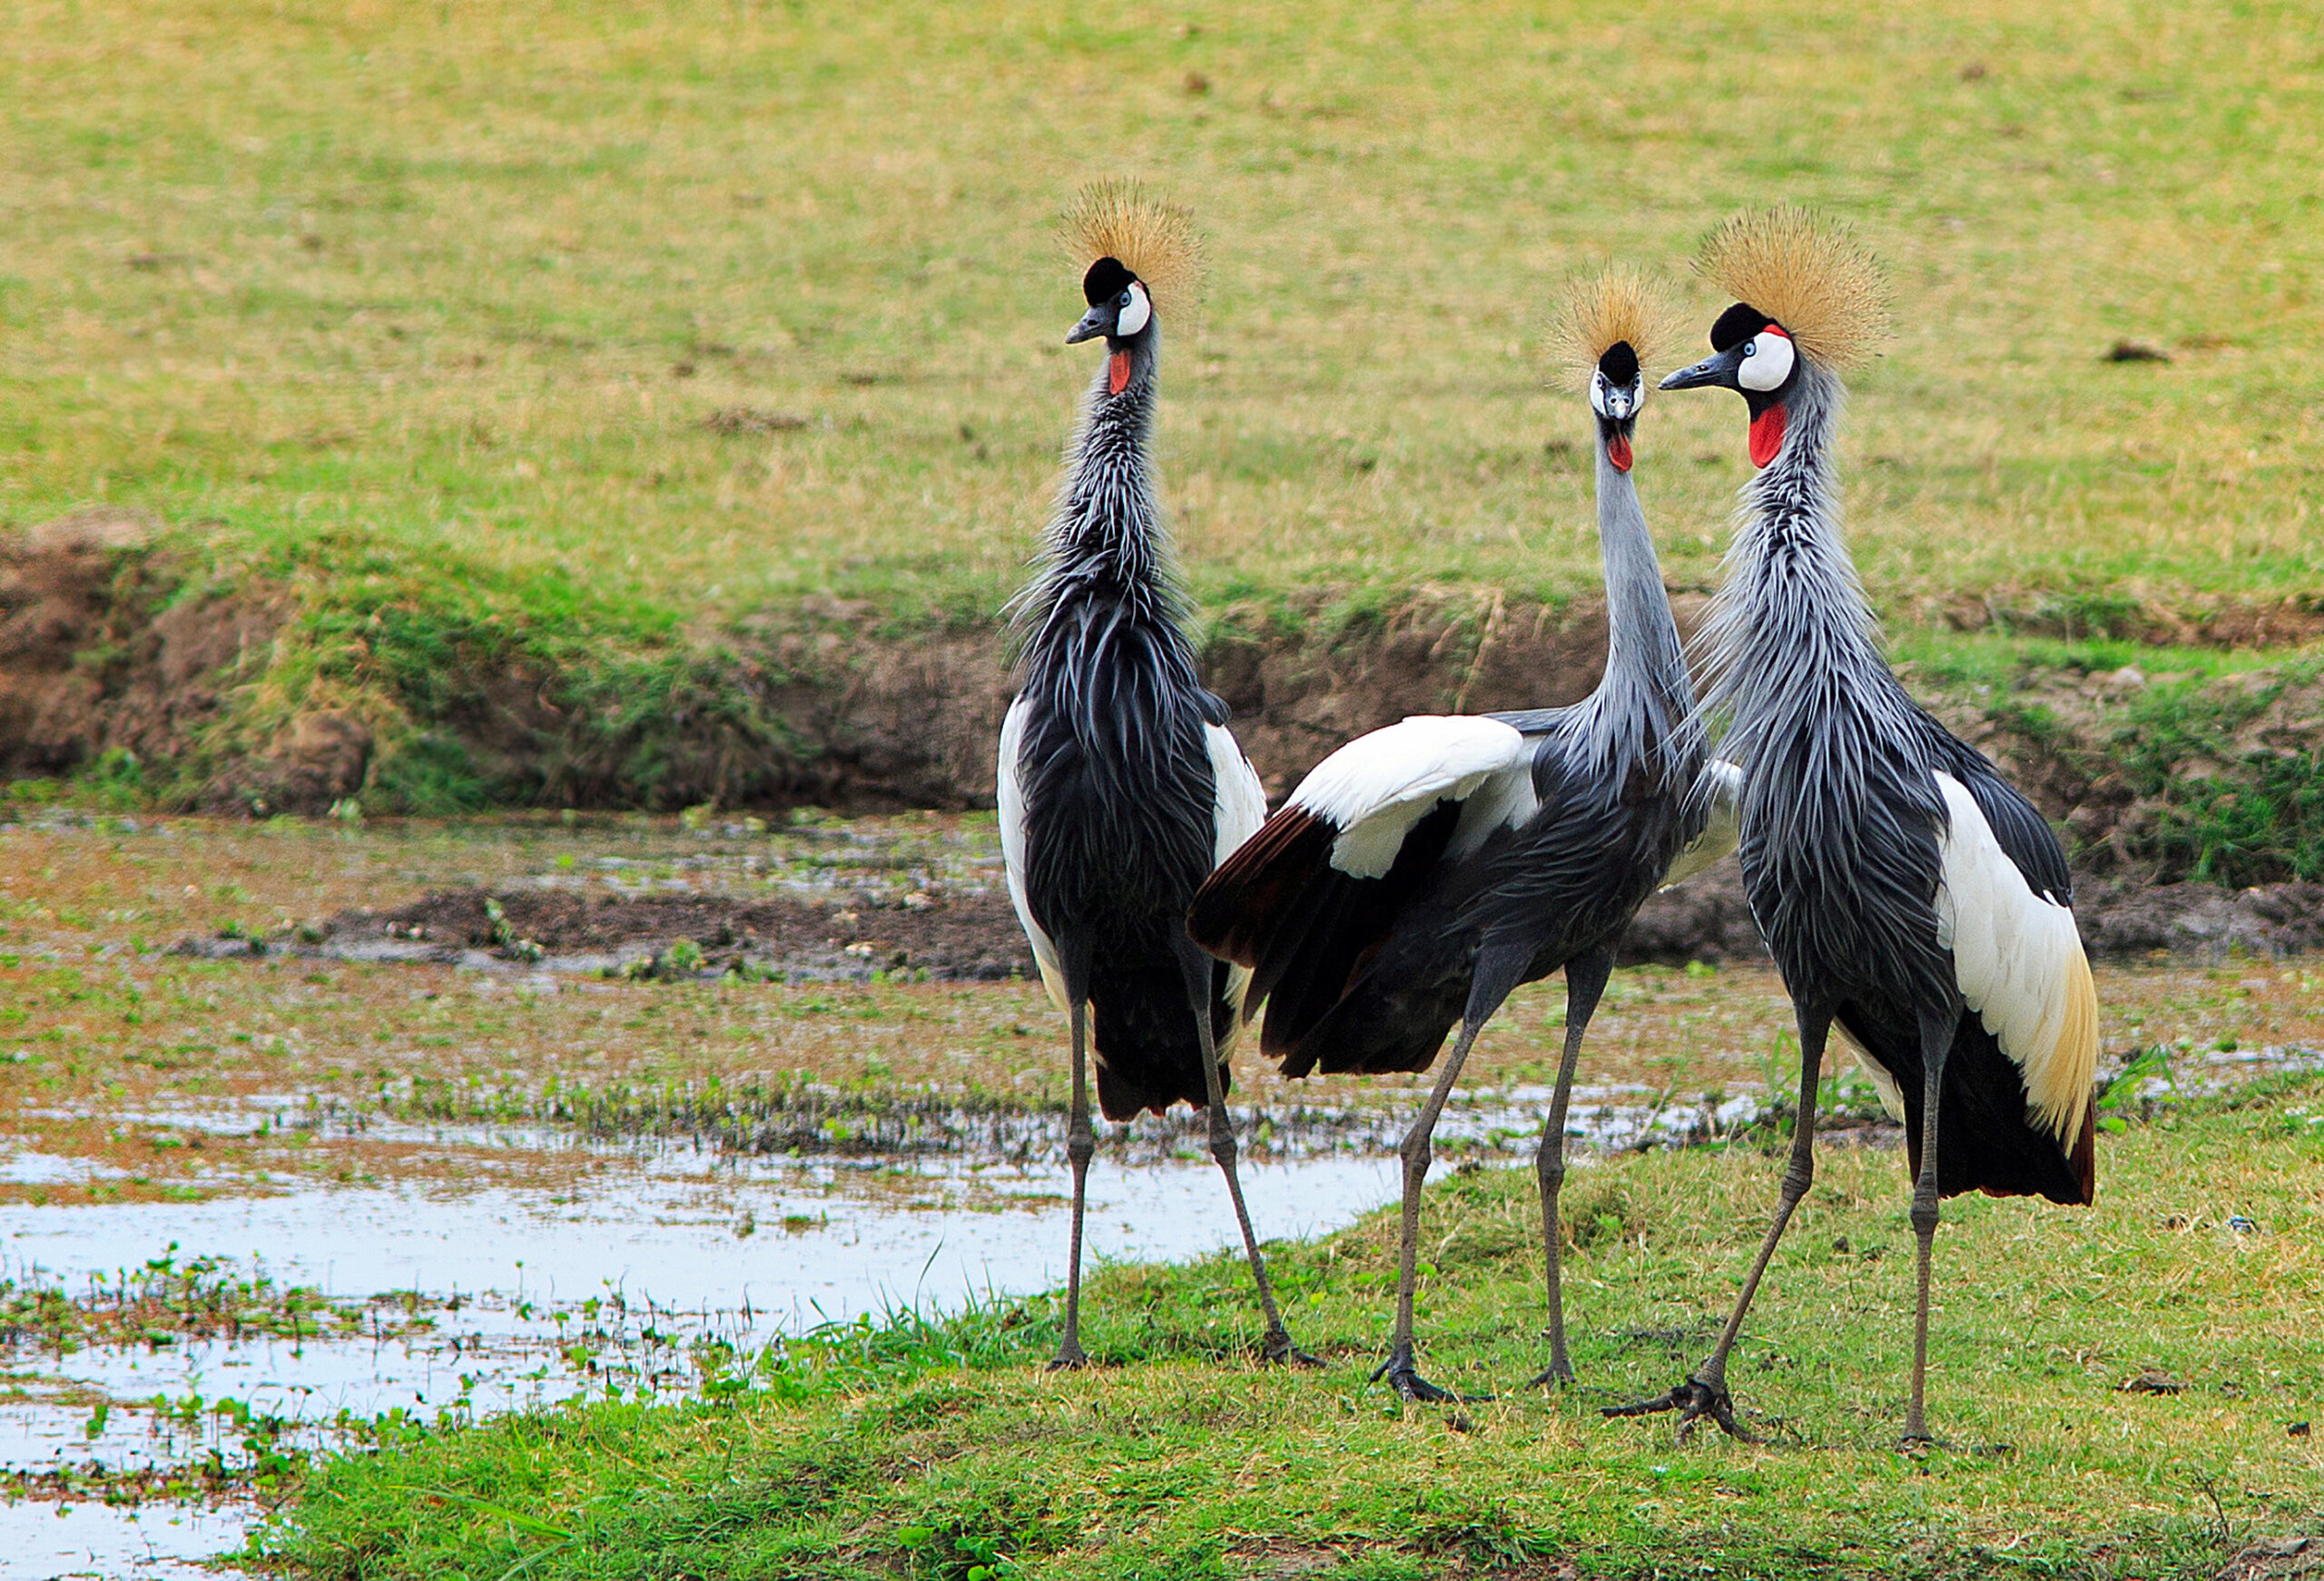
[1082,256,1136,306]
[1710,301,1772,352]
[1597,340,1640,387]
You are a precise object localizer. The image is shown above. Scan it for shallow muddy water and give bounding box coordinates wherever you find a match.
[0,810,2318,1576]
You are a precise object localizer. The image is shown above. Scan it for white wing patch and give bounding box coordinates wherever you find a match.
[1204,722,1265,1033]
[1833,1023,1907,1123]
[1206,723,1267,865]
[996,697,1068,1015]
[1659,758,1742,891]
[1287,714,1533,879]
[1931,772,2098,1144]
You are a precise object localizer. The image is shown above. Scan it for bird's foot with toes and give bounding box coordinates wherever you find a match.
[1261,1331,1325,1369]
[1603,1375,1754,1441]
[1372,1346,1486,1404]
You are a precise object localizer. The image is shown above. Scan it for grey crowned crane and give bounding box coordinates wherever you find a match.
[1610,210,2097,1445]
[998,182,1314,1370]
[1188,270,1738,1402]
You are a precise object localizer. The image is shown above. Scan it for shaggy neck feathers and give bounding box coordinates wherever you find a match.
[1016,332,1186,643]
[1695,362,1915,778]
[1010,329,1205,762]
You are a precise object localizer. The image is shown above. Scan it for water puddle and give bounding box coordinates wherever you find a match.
[0,1498,248,1580]
[0,1113,1413,1576]
[0,1072,1806,1576]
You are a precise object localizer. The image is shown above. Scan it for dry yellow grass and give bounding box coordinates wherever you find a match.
[0,0,2317,635]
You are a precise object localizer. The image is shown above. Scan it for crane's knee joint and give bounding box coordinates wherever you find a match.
[1537,1152,1567,1193]
[1066,1133,1095,1171]
[1207,1127,1238,1168]
[1909,1199,1941,1237]
[1399,1133,1433,1178]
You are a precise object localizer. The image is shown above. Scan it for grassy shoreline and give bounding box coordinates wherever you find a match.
[270,1070,2324,1578]
[11,527,2324,893]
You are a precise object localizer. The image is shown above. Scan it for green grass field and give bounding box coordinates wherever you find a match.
[274,1072,2324,1578]
[6,0,2321,642]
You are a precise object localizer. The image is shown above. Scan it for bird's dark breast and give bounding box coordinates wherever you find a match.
[1013,603,1232,1119]
[1016,611,1216,928]
[1479,785,1694,971]
[1738,714,1953,1023]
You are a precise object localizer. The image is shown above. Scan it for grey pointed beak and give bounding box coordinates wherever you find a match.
[1659,347,1743,392]
[1066,307,1109,345]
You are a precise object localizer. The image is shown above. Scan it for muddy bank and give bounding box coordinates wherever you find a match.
[330,885,1032,982]
[167,868,2324,980]
[4,512,2321,894]
[0,510,293,790]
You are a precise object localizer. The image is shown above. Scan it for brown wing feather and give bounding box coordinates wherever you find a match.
[1185,807,1332,969]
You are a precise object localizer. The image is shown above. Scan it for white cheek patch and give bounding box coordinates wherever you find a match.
[1738,329,1794,392]
[1115,282,1151,337]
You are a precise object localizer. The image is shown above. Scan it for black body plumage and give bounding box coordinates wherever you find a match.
[1007,334,1236,1121]
[1246,712,1699,1079]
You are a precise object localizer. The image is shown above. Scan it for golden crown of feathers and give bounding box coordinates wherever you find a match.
[1695,207,1890,369]
[1059,180,1206,319]
[1554,265,1678,388]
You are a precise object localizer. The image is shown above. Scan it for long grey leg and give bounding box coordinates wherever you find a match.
[1178,939,1318,1368]
[1903,1005,1957,1446]
[1049,998,1094,1370]
[1527,947,1613,1388]
[1372,1012,1491,1403]
[1607,1001,1831,1439]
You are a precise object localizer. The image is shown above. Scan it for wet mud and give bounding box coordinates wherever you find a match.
[174,864,2324,987]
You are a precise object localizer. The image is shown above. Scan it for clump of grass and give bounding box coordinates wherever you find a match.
[2113,661,2324,883]
[1559,1172,1649,1252]
[0,1244,343,1351]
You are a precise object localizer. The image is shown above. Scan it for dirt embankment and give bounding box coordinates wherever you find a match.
[0,511,294,784]
[0,516,1669,813]
[5,511,2321,907]
[1921,586,2324,651]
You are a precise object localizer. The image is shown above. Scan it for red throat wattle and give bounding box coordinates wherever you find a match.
[1605,433,1632,473]
[1748,404,1787,468]
[1108,350,1132,396]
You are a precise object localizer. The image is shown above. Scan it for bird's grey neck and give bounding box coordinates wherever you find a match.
[1595,446,1688,703]
[1578,438,1698,781]
[1696,364,1896,765]
[1020,332,1183,630]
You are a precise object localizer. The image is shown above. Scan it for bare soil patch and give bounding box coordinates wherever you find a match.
[0,510,288,786]
[286,868,2324,980]
[340,885,1031,981]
